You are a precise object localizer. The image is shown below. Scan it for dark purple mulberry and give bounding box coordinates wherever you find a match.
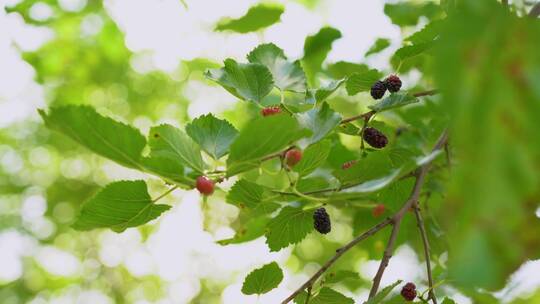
[384,75,402,93]
[313,208,331,234]
[401,282,417,301]
[363,127,388,149]
[370,80,387,99]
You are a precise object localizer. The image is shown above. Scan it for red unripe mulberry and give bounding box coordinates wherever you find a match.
[196,176,214,196]
[261,106,282,116]
[372,204,386,217]
[285,149,302,167]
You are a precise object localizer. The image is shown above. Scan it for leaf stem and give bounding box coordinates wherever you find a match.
[152,185,179,203]
[413,202,438,304]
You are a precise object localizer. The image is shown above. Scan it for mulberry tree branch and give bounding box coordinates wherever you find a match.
[368,129,448,298]
[413,202,437,304]
[529,2,540,17]
[340,89,439,125]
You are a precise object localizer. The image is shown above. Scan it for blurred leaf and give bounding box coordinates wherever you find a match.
[365,38,391,57]
[311,287,354,304]
[394,42,434,61]
[326,61,369,79]
[369,93,419,112]
[217,216,271,245]
[39,106,145,169]
[324,270,360,284]
[185,114,238,159]
[215,3,284,33]
[206,58,274,102]
[334,151,394,184]
[313,78,346,102]
[365,280,402,304]
[147,124,205,173]
[303,27,342,85]
[384,2,442,26]
[442,298,457,304]
[293,140,331,177]
[241,262,284,295]
[227,115,307,176]
[72,181,170,232]
[346,69,383,95]
[265,206,313,252]
[297,102,342,144]
[341,169,401,194]
[247,43,307,92]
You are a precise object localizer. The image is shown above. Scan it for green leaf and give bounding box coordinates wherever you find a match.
[227,115,307,176]
[247,43,306,92]
[297,102,342,144]
[293,140,331,177]
[405,20,443,45]
[365,38,391,57]
[394,42,434,61]
[345,69,383,95]
[265,206,313,252]
[303,27,342,85]
[217,216,271,245]
[384,2,442,26]
[205,58,274,102]
[326,61,370,79]
[334,151,394,184]
[72,181,171,232]
[311,287,354,304]
[39,106,145,170]
[185,114,238,159]
[442,298,457,304]
[365,280,402,304]
[140,154,192,186]
[324,270,360,284]
[314,78,346,102]
[147,124,205,173]
[341,169,401,194]
[215,3,284,33]
[241,262,284,295]
[226,179,266,209]
[369,93,419,112]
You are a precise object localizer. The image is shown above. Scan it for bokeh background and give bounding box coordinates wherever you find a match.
[1,0,540,303]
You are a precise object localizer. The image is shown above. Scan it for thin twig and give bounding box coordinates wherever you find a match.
[151,185,179,203]
[413,202,437,304]
[340,90,439,125]
[261,150,286,162]
[368,129,448,298]
[529,2,540,17]
[281,218,393,303]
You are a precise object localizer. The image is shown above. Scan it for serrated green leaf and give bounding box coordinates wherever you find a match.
[303,27,342,85]
[205,58,274,102]
[297,102,342,144]
[247,43,306,92]
[227,179,266,209]
[384,2,442,26]
[147,124,205,173]
[394,42,434,61]
[293,140,331,177]
[140,154,193,186]
[334,151,394,184]
[215,3,284,33]
[265,206,313,252]
[185,114,238,159]
[376,177,415,212]
[227,115,307,176]
[369,93,419,112]
[405,20,443,45]
[241,262,283,295]
[365,280,402,304]
[72,181,170,232]
[365,38,391,57]
[311,287,354,304]
[341,169,401,194]
[39,106,145,170]
[217,216,271,245]
[345,69,383,95]
[314,78,346,102]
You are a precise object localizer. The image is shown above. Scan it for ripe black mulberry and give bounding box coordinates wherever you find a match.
[384,75,402,93]
[401,282,417,301]
[363,127,388,149]
[370,80,387,99]
[313,208,331,234]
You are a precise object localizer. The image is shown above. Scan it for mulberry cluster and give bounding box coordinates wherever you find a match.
[369,75,402,100]
[400,282,417,301]
[363,127,388,149]
[261,106,282,116]
[313,208,331,234]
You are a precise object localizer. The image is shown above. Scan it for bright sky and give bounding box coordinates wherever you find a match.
[0,0,539,303]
